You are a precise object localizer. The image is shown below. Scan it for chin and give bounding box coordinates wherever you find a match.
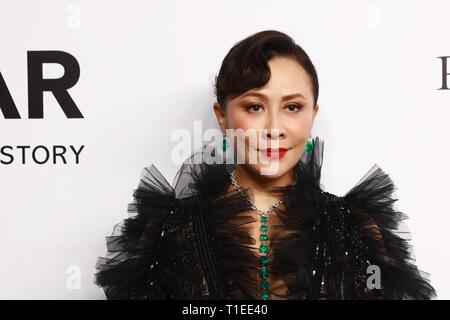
[252,161,292,179]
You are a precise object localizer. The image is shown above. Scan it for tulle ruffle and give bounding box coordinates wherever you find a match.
[341,164,436,299]
[94,165,208,299]
[95,136,436,300]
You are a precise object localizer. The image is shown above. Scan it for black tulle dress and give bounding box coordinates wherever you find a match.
[94,137,436,300]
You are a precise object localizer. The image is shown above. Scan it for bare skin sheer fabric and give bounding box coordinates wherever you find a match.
[95,137,436,300]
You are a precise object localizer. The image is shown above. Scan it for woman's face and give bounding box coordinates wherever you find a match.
[214,56,319,180]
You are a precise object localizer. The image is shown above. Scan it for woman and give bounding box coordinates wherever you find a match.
[95,30,436,300]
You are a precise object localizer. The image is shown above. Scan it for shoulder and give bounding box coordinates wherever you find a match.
[95,164,202,299]
[318,164,436,299]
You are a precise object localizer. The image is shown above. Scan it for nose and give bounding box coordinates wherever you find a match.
[266,129,285,140]
[265,111,286,140]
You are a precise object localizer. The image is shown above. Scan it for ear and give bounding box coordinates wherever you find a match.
[213,102,227,133]
[313,103,319,120]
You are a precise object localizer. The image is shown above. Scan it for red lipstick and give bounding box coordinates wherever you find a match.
[260,148,288,159]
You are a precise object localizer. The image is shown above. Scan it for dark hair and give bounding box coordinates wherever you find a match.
[214,30,319,110]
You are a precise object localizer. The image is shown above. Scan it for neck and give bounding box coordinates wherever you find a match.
[232,165,294,211]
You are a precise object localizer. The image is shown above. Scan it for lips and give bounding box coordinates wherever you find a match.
[259,148,288,159]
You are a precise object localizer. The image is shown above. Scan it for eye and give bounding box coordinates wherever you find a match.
[284,103,303,113]
[245,104,263,113]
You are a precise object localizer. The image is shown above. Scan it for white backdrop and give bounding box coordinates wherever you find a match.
[0,0,448,299]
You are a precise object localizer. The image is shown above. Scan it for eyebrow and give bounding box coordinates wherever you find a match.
[239,91,306,101]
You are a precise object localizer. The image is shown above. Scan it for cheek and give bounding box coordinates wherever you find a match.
[227,111,260,131]
[284,110,314,134]
[283,117,314,163]
[226,112,266,155]
[292,121,310,137]
[286,116,313,138]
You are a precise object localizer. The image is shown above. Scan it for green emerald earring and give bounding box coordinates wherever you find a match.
[222,135,230,152]
[305,137,313,153]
